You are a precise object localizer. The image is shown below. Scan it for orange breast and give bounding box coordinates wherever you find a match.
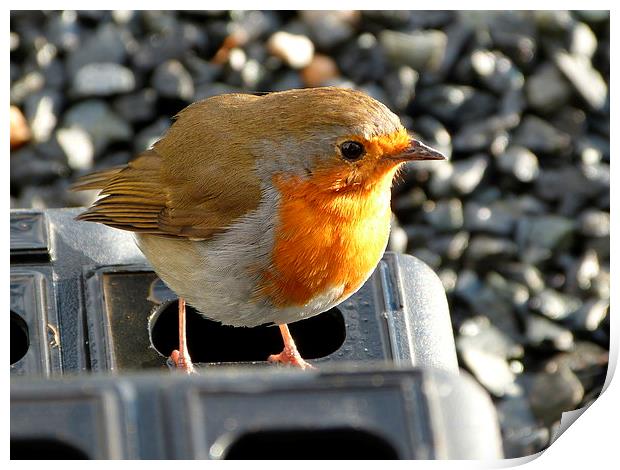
[261,169,397,308]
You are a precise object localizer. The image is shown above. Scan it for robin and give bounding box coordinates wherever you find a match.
[73,87,445,373]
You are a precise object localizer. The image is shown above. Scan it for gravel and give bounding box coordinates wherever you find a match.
[10,10,609,458]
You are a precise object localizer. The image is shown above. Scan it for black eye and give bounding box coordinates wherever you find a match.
[340,141,365,161]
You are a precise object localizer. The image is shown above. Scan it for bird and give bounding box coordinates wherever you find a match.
[72,87,445,373]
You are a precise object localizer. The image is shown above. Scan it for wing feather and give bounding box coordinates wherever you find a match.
[72,95,262,240]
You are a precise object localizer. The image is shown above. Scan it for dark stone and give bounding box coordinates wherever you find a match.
[497,395,549,458]
[519,366,584,426]
[525,64,572,112]
[464,200,518,236]
[535,165,603,203]
[425,21,473,82]
[525,315,574,351]
[423,198,463,231]
[336,33,387,84]
[498,263,546,294]
[39,57,66,90]
[488,12,538,68]
[498,89,526,124]
[413,85,497,125]
[485,271,529,310]
[230,10,280,43]
[549,106,588,139]
[300,10,355,49]
[66,23,128,75]
[496,146,539,183]
[551,342,609,391]
[470,49,524,93]
[44,10,81,52]
[382,66,418,111]
[10,147,69,188]
[113,89,158,124]
[427,231,469,260]
[512,115,571,155]
[452,116,515,153]
[132,23,206,71]
[516,215,575,264]
[466,235,518,263]
[184,54,223,87]
[151,60,194,101]
[134,118,171,153]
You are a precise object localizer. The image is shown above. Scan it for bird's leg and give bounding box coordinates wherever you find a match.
[268,324,315,370]
[169,298,195,374]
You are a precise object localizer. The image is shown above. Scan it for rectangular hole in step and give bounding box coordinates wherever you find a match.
[10,311,29,365]
[222,428,399,459]
[100,271,346,370]
[11,438,90,460]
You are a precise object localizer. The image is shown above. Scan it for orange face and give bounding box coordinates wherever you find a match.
[257,129,412,308]
[306,128,413,193]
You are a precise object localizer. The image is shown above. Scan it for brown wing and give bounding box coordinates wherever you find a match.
[73,149,172,235]
[73,95,263,240]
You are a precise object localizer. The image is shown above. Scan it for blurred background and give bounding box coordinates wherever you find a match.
[10,10,609,458]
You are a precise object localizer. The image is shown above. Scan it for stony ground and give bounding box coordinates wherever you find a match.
[10,10,609,458]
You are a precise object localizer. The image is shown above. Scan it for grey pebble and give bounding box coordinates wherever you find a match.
[512,115,571,155]
[578,209,610,237]
[63,100,132,156]
[553,49,607,111]
[529,289,582,321]
[152,60,195,101]
[134,118,171,153]
[464,200,518,236]
[379,29,447,72]
[525,64,572,112]
[451,154,488,194]
[72,63,135,97]
[66,23,128,75]
[496,146,539,183]
[519,366,584,426]
[113,89,158,124]
[423,199,463,232]
[525,315,574,351]
[24,89,62,143]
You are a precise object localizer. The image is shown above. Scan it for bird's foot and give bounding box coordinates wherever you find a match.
[169,349,196,374]
[268,346,315,370]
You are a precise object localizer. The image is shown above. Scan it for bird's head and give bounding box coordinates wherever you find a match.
[159,87,444,203]
[246,87,445,193]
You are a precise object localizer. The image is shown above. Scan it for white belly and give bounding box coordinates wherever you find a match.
[135,194,346,327]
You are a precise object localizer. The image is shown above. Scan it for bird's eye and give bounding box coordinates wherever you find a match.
[340,141,365,161]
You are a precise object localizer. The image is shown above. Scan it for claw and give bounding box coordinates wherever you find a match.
[169,349,196,374]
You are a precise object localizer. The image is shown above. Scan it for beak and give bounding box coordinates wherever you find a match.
[393,138,446,162]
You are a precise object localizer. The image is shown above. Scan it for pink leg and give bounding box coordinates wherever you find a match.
[169,298,195,374]
[268,324,315,370]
